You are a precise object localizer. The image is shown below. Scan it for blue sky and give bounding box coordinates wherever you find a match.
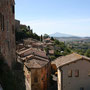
[15,0,90,36]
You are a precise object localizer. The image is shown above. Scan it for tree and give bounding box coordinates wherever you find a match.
[54,39,60,45]
[85,49,90,57]
[40,35,43,42]
[44,34,49,39]
[28,26,30,30]
[51,37,54,41]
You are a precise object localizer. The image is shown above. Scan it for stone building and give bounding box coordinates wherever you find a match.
[15,19,20,32]
[17,48,51,90]
[53,53,90,90]
[0,0,16,67]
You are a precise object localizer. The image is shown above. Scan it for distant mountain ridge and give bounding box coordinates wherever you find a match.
[50,32,77,37]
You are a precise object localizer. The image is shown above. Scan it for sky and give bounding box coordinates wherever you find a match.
[15,0,90,37]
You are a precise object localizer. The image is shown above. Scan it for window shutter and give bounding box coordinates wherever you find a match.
[68,70,72,77]
[75,70,79,77]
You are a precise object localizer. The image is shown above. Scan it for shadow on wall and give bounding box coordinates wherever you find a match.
[0,54,26,90]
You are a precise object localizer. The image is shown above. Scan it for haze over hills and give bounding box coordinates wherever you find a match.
[49,32,77,37]
[49,32,90,42]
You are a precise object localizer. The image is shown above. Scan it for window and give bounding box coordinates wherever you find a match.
[0,13,4,31]
[34,77,38,83]
[2,15,4,31]
[68,70,72,77]
[75,70,79,77]
[12,5,15,14]
[12,25,15,34]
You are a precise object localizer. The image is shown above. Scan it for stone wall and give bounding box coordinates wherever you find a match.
[0,0,16,68]
[24,62,51,90]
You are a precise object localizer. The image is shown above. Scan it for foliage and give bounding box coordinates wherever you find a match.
[15,26,40,41]
[51,37,54,41]
[85,49,90,57]
[45,38,71,61]
[40,35,43,42]
[49,56,56,60]
[45,47,49,55]
[44,34,49,39]
[67,41,90,57]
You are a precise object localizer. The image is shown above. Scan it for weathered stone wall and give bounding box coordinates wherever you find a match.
[15,19,20,32]
[58,59,90,90]
[0,0,16,68]
[24,62,51,90]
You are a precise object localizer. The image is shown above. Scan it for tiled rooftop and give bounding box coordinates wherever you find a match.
[52,53,90,68]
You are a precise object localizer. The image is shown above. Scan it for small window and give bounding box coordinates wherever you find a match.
[34,77,38,83]
[12,5,15,14]
[2,15,4,31]
[0,13,4,31]
[75,70,79,77]
[12,25,15,34]
[68,70,72,77]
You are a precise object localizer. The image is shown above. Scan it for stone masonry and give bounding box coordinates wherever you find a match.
[0,0,16,68]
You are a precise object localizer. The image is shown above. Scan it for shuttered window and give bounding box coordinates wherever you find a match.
[0,13,4,31]
[75,70,79,77]
[68,70,72,77]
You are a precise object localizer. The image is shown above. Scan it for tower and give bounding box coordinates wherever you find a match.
[0,0,16,68]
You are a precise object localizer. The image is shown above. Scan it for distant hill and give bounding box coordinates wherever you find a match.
[49,32,76,37]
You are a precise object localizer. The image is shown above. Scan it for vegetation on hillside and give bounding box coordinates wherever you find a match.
[67,41,90,57]
[15,25,40,41]
[45,38,71,60]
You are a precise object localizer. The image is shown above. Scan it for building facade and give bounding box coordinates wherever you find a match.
[0,0,16,67]
[17,48,51,90]
[15,19,20,32]
[56,53,90,90]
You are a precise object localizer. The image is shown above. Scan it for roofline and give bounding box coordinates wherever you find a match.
[25,62,50,69]
[58,57,90,68]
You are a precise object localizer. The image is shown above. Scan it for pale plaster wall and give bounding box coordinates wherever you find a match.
[58,59,90,90]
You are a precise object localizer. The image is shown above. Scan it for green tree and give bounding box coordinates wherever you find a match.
[85,49,90,57]
[51,37,54,41]
[40,35,43,42]
[44,34,49,39]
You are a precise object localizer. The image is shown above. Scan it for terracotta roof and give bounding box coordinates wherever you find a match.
[44,38,51,41]
[17,48,48,58]
[25,58,49,69]
[52,53,90,68]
